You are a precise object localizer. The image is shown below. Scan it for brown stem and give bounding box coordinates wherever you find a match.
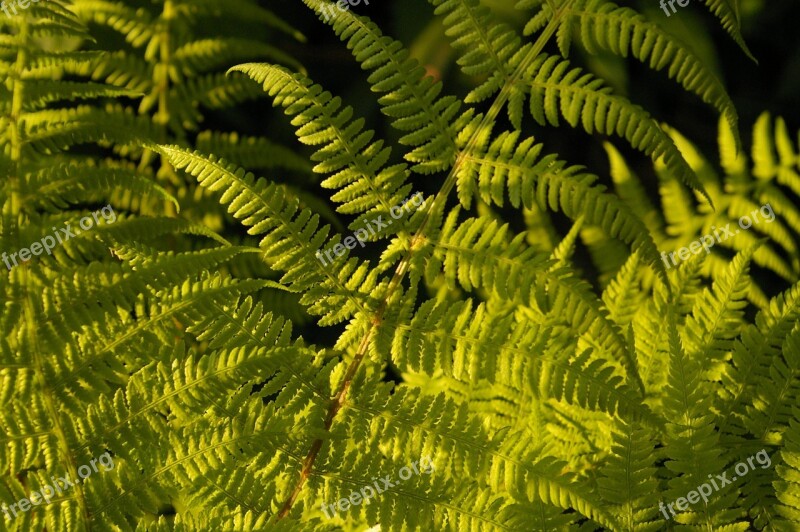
[276,0,572,519]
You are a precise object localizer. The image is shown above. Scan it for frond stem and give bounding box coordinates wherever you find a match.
[276,0,574,519]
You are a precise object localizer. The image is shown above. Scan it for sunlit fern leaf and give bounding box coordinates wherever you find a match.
[775,407,800,525]
[455,130,667,278]
[4,1,798,530]
[426,0,526,126]
[597,422,663,531]
[152,144,381,326]
[21,80,139,108]
[0,16,190,530]
[20,104,156,152]
[602,250,644,327]
[608,114,800,305]
[428,212,644,390]
[681,245,754,378]
[664,123,798,278]
[741,325,800,444]
[69,0,155,46]
[660,304,743,529]
[523,52,711,205]
[24,163,177,211]
[304,0,466,175]
[753,113,800,202]
[719,283,800,439]
[70,0,307,236]
[7,1,93,41]
[176,73,266,112]
[520,0,740,145]
[95,216,231,246]
[75,51,151,93]
[228,63,417,230]
[43,246,249,313]
[549,214,583,268]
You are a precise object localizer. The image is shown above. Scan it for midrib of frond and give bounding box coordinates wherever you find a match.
[156,0,173,133]
[153,0,181,216]
[275,0,582,519]
[9,18,91,530]
[666,311,717,530]
[22,286,92,529]
[9,20,27,166]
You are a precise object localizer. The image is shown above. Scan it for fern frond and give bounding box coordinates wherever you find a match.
[604,141,667,241]
[152,144,380,325]
[457,130,667,276]
[24,162,177,210]
[69,0,154,46]
[740,325,800,443]
[523,52,711,204]
[597,422,662,531]
[22,80,140,108]
[602,251,644,327]
[523,0,740,140]
[719,280,800,438]
[228,63,415,228]
[660,304,741,529]
[775,407,800,525]
[304,0,466,174]
[175,72,265,111]
[681,246,754,376]
[427,0,527,126]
